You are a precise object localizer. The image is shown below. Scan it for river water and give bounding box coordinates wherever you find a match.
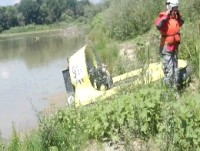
[0,30,85,138]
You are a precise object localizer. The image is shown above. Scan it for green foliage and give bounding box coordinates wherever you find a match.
[91,13,103,29]
[90,0,200,42]
[21,132,44,151]
[1,21,83,34]
[100,0,163,40]
[88,28,119,74]
[1,23,59,34]
[1,0,200,150]
[181,0,200,21]
[7,124,21,151]
[0,6,19,30]
[2,82,200,150]
[38,109,89,150]
[0,132,6,151]
[0,0,100,32]
[179,21,200,77]
[156,93,200,150]
[14,83,199,151]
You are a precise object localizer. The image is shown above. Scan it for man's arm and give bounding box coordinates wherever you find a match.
[155,11,170,30]
[177,11,184,26]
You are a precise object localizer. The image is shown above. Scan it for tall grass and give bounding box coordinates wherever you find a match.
[0,132,6,151]
[1,21,86,35]
[87,28,120,75]
[20,132,44,151]
[3,82,200,150]
[179,20,200,84]
[1,0,200,150]
[7,124,20,151]
[101,0,163,40]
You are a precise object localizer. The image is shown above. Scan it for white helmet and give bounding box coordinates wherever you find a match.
[166,0,179,10]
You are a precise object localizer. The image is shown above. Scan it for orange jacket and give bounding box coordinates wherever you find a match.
[155,11,184,49]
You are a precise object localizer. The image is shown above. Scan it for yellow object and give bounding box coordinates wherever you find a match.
[68,45,187,107]
[69,45,102,107]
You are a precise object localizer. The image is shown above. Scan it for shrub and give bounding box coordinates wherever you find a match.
[101,0,163,40]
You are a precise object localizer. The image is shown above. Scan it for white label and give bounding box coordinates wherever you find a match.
[71,65,85,84]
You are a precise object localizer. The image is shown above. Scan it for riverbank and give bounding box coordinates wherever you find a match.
[1,30,200,151]
[1,8,200,150]
[0,22,89,38]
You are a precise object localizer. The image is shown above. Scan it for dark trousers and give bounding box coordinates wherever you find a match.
[161,45,179,87]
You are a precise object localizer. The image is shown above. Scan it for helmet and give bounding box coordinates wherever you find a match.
[166,0,179,10]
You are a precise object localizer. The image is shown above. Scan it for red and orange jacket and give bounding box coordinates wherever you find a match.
[155,11,184,50]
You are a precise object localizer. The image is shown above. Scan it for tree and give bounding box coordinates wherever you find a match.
[0,0,102,32]
[19,0,40,24]
[0,6,19,30]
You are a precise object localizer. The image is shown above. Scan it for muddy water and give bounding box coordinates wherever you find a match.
[0,30,85,138]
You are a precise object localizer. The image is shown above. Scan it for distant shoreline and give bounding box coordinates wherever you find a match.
[0,28,61,38]
[0,22,89,38]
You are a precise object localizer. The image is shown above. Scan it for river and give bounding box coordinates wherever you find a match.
[0,29,86,138]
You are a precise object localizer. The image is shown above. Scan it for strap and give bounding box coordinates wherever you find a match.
[162,32,180,37]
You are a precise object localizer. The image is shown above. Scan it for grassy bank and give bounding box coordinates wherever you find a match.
[0,21,89,37]
[1,0,200,150]
[1,82,200,151]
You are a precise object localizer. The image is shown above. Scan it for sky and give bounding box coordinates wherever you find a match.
[0,0,102,6]
[0,0,20,6]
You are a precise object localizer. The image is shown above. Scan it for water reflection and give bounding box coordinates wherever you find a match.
[0,31,85,138]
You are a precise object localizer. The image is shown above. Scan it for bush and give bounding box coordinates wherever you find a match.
[29,82,200,150]
[3,82,200,150]
[101,0,163,40]
[0,132,6,151]
[179,20,200,77]
[181,0,200,21]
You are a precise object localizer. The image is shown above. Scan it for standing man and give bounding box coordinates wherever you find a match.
[155,0,184,88]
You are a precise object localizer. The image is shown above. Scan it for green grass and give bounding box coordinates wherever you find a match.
[2,81,199,151]
[0,21,88,36]
[1,0,200,150]
[1,21,200,151]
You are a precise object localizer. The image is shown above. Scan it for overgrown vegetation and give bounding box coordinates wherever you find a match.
[0,0,106,32]
[1,83,200,150]
[1,0,200,150]
[37,86,200,151]
[101,0,163,40]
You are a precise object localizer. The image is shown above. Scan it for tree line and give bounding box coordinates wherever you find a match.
[0,0,104,32]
